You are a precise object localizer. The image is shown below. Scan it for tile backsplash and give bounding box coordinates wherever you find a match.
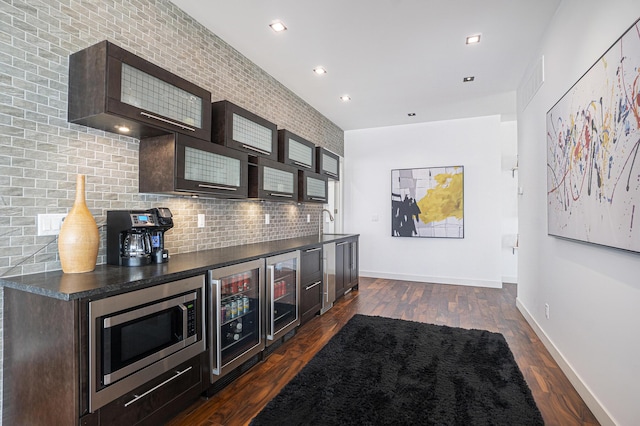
[0,0,344,279]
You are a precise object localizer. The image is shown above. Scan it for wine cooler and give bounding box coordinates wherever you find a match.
[208,259,264,384]
[265,251,300,346]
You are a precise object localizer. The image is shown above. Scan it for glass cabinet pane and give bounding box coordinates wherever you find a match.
[232,113,273,153]
[322,152,339,176]
[306,176,326,198]
[184,146,241,187]
[288,138,313,167]
[121,63,202,128]
[263,166,294,193]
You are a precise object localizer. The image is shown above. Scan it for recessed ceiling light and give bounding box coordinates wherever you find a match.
[340,95,351,102]
[466,34,481,44]
[463,76,475,82]
[407,112,416,117]
[115,125,130,133]
[269,21,287,32]
[313,67,327,75]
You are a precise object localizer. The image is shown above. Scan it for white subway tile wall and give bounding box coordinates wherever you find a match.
[0,0,344,418]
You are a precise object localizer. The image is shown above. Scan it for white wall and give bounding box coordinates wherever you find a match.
[344,115,506,288]
[517,1,640,424]
[501,121,519,283]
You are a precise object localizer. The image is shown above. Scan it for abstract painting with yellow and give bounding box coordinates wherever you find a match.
[392,166,464,238]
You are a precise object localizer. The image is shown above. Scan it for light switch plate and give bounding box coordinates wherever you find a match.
[37,213,67,236]
[197,214,205,228]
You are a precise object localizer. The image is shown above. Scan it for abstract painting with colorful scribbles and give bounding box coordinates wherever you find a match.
[546,18,640,253]
[391,166,463,238]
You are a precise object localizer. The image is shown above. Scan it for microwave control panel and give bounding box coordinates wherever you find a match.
[186,301,197,337]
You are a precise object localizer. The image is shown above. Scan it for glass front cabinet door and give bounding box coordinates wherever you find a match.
[211,100,278,161]
[316,147,340,180]
[68,40,212,140]
[139,133,248,198]
[278,130,316,171]
[298,170,328,203]
[248,157,298,201]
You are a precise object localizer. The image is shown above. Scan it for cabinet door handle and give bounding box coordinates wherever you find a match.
[336,242,348,246]
[305,281,322,291]
[140,111,196,132]
[198,184,237,191]
[293,160,312,168]
[310,197,326,201]
[241,144,271,156]
[124,366,193,407]
[268,193,293,198]
[324,170,338,178]
[304,247,321,253]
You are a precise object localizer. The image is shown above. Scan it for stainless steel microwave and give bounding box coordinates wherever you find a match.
[88,275,205,412]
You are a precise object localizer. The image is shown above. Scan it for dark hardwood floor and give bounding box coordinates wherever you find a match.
[167,277,600,426]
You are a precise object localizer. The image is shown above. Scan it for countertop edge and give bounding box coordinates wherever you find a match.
[0,234,359,301]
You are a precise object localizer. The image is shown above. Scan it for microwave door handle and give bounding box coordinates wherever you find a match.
[179,304,188,341]
[210,278,222,376]
[103,293,193,328]
[267,265,275,340]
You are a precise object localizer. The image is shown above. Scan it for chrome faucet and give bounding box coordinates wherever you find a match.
[319,208,334,238]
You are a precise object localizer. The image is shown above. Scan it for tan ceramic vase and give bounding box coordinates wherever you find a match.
[58,174,100,273]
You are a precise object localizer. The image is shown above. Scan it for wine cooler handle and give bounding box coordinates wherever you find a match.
[210,278,222,375]
[267,265,275,341]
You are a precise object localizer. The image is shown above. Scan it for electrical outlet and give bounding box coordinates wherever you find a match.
[307,214,310,223]
[197,214,205,228]
[265,214,270,225]
[37,213,67,236]
[544,303,550,319]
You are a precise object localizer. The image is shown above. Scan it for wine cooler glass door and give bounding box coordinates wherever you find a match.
[266,251,300,345]
[209,259,264,382]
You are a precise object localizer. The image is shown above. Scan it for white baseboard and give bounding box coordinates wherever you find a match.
[515,298,615,426]
[501,275,518,284]
[360,270,502,288]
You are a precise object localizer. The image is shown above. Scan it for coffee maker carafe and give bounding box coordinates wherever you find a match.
[107,208,174,266]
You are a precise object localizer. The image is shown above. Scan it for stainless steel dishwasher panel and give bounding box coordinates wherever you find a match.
[321,242,336,314]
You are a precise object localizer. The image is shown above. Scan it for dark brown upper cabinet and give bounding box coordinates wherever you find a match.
[68,40,212,141]
[139,133,248,199]
[211,100,278,161]
[248,157,298,201]
[316,147,340,180]
[278,130,316,171]
[298,170,328,204]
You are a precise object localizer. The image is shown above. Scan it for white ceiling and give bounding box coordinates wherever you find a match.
[168,0,560,131]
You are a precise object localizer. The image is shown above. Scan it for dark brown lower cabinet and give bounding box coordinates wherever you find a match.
[335,237,358,299]
[82,355,204,426]
[299,245,323,324]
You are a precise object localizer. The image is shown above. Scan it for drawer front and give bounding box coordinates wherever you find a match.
[300,277,323,320]
[97,356,202,426]
[300,246,322,280]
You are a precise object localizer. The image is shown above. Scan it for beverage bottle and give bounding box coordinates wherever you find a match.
[231,299,237,318]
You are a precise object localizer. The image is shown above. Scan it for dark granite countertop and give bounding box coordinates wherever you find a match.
[0,234,358,301]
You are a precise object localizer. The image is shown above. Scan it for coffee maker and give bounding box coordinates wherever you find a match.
[107,208,174,266]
